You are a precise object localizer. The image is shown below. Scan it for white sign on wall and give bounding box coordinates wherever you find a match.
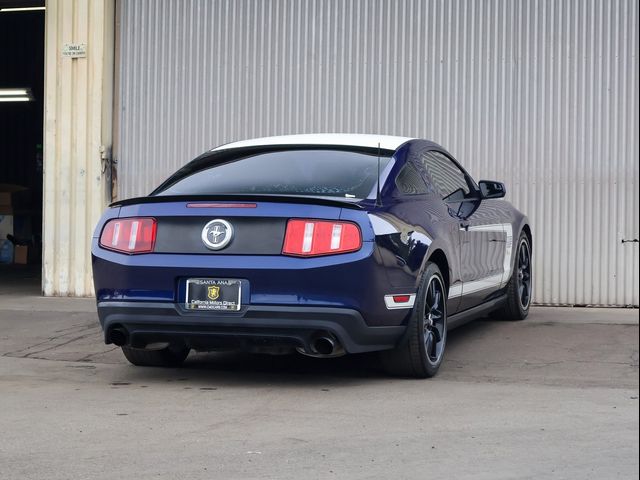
[62,43,87,58]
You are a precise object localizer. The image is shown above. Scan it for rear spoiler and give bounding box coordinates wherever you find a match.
[110,194,367,210]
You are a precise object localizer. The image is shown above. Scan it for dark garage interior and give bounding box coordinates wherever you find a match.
[0,1,45,292]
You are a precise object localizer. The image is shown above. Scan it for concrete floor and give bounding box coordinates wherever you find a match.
[0,291,637,479]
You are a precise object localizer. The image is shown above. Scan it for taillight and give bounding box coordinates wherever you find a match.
[99,218,157,254]
[282,219,362,257]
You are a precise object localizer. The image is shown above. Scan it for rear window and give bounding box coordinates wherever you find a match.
[154,149,393,199]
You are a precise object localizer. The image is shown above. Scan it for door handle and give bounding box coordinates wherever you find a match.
[459,223,469,231]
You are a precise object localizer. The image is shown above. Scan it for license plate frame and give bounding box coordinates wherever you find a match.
[185,278,242,311]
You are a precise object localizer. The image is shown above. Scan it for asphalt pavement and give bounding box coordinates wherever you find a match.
[0,287,637,479]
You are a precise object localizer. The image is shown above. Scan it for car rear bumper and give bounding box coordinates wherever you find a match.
[98,301,406,354]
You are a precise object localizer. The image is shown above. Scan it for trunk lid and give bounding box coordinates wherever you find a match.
[114,195,372,255]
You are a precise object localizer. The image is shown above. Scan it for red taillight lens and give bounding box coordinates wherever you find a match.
[99,218,157,254]
[282,219,362,257]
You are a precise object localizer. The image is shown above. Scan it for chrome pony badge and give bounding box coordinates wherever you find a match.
[201,219,234,250]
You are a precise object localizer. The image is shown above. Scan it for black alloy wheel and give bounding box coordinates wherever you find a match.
[517,238,532,310]
[492,231,532,321]
[380,262,448,378]
[423,274,447,365]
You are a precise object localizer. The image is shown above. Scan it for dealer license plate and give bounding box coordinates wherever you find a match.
[185,278,241,311]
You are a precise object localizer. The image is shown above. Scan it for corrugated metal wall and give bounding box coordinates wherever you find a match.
[116,0,639,306]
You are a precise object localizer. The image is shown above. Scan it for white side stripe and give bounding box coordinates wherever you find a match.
[448,283,463,299]
[450,223,514,298]
[461,273,504,295]
[386,223,515,304]
[500,224,514,288]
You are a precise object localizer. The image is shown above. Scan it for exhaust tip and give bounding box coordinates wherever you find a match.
[109,327,128,347]
[312,336,335,356]
[297,332,345,358]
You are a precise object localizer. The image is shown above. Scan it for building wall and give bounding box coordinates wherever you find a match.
[116,0,639,306]
[43,0,114,296]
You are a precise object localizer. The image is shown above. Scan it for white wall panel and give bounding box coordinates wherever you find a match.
[43,0,114,296]
[116,0,639,306]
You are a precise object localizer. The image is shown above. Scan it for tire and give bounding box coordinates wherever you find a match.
[492,231,532,321]
[121,345,190,367]
[380,262,447,378]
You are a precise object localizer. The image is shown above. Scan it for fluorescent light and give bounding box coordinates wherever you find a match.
[0,7,45,12]
[0,97,32,102]
[0,89,28,96]
[0,88,34,102]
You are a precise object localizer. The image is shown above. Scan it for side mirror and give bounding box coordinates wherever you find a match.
[479,180,506,199]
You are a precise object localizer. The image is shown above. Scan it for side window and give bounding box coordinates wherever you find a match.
[421,151,472,200]
[395,162,430,195]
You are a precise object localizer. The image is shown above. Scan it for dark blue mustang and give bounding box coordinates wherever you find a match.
[92,134,532,378]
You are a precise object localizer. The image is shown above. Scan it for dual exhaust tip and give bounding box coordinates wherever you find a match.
[298,333,345,358]
[312,336,336,355]
[108,327,128,347]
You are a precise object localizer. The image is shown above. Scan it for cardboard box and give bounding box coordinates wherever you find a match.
[0,214,13,240]
[14,245,28,265]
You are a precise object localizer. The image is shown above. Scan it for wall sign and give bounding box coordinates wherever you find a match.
[62,43,87,58]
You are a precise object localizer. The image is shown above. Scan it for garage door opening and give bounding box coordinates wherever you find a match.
[0,1,45,295]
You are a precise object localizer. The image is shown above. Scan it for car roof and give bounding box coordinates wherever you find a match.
[210,134,416,152]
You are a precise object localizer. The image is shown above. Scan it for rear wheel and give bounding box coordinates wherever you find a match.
[380,262,447,378]
[492,231,532,320]
[121,345,190,367]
